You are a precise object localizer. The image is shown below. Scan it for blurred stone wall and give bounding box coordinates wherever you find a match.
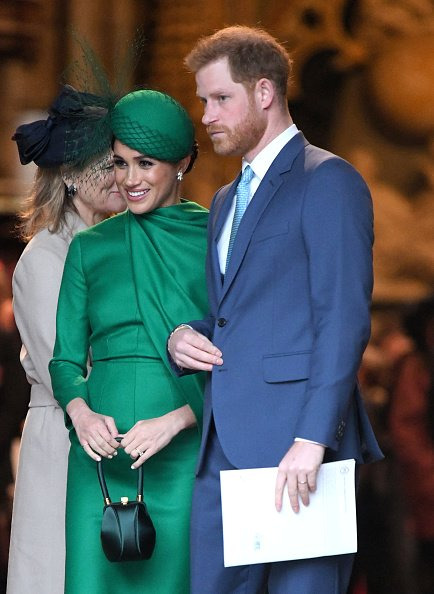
[1,0,433,303]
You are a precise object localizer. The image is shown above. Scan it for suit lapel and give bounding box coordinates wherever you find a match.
[221,133,307,301]
[213,177,240,241]
[209,177,240,298]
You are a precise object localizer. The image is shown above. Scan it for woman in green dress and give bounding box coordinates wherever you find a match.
[49,90,209,593]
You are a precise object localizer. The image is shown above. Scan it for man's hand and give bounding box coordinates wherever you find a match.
[275,441,325,513]
[168,327,223,371]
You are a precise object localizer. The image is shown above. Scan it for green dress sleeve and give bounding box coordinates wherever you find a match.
[126,205,209,430]
[49,234,91,411]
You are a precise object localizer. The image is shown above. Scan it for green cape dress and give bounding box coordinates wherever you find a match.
[50,201,208,593]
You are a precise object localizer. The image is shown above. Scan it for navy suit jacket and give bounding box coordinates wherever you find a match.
[178,132,383,470]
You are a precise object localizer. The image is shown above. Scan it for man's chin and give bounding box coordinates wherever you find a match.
[212,141,240,157]
[213,146,230,156]
[210,138,225,153]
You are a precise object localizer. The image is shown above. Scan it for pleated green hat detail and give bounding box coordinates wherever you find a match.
[111,90,195,162]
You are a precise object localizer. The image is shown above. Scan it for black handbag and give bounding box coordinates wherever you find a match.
[96,448,156,563]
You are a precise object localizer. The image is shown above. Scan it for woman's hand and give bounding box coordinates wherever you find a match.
[121,405,196,468]
[66,397,120,461]
[168,327,223,372]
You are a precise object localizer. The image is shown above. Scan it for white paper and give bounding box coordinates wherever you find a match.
[220,459,356,567]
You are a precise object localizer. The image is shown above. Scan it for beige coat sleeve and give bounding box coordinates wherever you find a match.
[12,232,69,400]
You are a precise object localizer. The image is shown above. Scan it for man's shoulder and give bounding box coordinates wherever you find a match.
[214,181,234,200]
[209,180,235,212]
[303,142,361,179]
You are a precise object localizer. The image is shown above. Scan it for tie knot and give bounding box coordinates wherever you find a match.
[239,165,254,186]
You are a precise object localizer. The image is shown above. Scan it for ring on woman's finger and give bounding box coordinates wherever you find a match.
[297,480,307,484]
[135,448,145,457]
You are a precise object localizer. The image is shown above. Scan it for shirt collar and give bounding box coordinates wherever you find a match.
[242,124,299,181]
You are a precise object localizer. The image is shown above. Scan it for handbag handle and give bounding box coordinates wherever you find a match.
[96,437,144,504]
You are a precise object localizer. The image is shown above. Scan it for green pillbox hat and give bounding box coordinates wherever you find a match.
[111,90,195,162]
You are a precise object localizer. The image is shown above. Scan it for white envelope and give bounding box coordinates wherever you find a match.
[220,459,357,567]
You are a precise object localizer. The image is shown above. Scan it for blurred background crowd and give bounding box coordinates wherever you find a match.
[0,1,433,592]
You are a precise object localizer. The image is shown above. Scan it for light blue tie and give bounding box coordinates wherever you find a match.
[225,165,254,272]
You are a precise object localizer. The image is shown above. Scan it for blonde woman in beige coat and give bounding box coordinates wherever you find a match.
[7,86,125,594]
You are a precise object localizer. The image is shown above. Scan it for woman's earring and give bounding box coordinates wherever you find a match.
[176,171,183,182]
[67,184,77,197]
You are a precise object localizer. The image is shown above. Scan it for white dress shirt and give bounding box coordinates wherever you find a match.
[217,124,299,273]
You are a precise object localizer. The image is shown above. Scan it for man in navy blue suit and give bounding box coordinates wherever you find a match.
[168,25,383,594]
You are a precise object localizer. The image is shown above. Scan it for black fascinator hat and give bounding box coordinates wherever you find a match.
[12,84,111,169]
[13,28,144,174]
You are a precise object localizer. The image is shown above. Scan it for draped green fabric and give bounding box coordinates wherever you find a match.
[126,200,209,426]
[49,201,209,593]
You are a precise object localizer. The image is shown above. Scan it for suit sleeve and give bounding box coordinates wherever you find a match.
[13,243,66,397]
[294,158,373,450]
[49,235,91,410]
[187,315,215,338]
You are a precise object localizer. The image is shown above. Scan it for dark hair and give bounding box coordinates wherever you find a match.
[111,138,199,174]
[184,140,198,174]
[185,25,292,105]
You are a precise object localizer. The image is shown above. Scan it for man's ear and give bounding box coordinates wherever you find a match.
[255,78,275,110]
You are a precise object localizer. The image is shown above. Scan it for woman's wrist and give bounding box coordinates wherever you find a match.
[66,397,89,423]
[165,405,196,435]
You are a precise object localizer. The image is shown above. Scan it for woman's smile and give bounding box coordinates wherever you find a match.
[127,189,150,201]
[113,139,189,215]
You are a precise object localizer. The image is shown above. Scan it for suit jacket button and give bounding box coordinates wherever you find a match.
[217,318,227,327]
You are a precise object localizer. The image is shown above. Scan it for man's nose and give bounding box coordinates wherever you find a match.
[202,104,217,126]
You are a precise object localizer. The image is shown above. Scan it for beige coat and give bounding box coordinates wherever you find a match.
[7,212,86,594]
